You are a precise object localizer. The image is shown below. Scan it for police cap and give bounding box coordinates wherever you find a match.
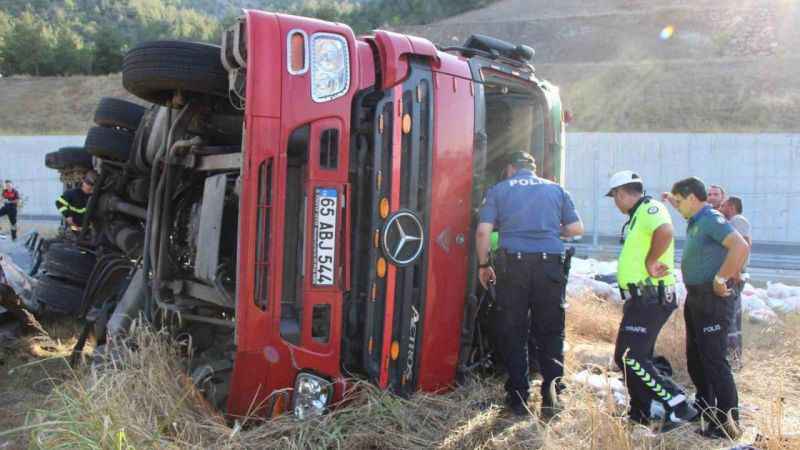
[606,170,643,197]
[506,151,536,168]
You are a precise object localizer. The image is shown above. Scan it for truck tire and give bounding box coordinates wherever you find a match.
[45,146,93,170]
[85,126,134,162]
[32,276,85,316]
[122,40,229,106]
[42,243,96,283]
[94,97,147,131]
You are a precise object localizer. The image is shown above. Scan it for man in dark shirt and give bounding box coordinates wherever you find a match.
[720,196,751,370]
[669,177,748,439]
[476,151,583,418]
[56,170,96,231]
[0,180,21,240]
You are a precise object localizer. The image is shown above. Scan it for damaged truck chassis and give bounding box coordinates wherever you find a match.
[31,9,566,420]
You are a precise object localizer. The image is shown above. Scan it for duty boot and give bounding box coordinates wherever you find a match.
[503,399,529,417]
[504,394,529,417]
[660,398,699,432]
[540,386,563,422]
[695,416,741,440]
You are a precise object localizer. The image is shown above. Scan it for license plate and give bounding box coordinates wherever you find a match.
[313,188,337,286]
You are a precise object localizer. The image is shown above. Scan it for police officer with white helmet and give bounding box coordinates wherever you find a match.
[607,170,698,429]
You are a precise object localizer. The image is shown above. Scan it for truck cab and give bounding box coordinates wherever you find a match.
[222,11,565,417]
[33,9,565,420]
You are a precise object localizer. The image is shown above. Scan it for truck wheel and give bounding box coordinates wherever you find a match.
[42,243,97,284]
[85,126,134,162]
[32,276,85,316]
[122,40,229,106]
[94,97,147,131]
[191,362,232,412]
[45,146,93,170]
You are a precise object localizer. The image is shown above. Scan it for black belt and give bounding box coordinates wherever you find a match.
[621,284,676,302]
[685,283,715,295]
[499,249,564,262]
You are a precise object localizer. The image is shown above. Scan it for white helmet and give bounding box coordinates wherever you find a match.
[606,170,643,197]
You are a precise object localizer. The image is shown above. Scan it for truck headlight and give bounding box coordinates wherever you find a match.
[310,33,350,102]
[292,372,333,419]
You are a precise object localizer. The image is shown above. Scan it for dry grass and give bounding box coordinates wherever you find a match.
[0,74,142,135]
[3,294,799,449]
[0,317,85,449]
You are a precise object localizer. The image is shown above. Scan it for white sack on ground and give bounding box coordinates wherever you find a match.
[766,282,800,300]
[566,257,798,325]
[570,369,628,405]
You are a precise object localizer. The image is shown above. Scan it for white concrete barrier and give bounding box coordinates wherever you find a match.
[565,132,800,245]
[0,136,84,219]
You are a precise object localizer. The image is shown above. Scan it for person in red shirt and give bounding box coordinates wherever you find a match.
[0,180,21,240]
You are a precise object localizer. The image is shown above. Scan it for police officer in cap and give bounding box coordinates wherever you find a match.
[476,151,583,418]
[607,170,698,428]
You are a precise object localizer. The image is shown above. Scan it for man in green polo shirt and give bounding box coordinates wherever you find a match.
[669,176,748,439]
[607,170,697,428]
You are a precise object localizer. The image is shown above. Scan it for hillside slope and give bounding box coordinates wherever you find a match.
[0,74,140,134]
[399,0,800,131]
[1,0,798,133]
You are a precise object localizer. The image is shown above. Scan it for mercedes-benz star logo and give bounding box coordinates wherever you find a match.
[381,210,425,266]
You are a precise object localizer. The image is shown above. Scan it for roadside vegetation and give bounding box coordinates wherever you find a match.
[0,0,495,77]
[2,292,797,449]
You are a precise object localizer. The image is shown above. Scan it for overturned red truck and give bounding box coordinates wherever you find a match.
[35,9,567,419]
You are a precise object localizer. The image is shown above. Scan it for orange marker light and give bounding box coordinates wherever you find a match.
[402,113,412,134]
[377,257,387,278]
[379,198,390,219]
[290,33,305,73]
[390,341,400,360]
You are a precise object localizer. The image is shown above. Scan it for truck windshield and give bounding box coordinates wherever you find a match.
[481,82,552,188]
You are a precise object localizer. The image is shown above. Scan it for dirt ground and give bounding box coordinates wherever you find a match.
[0,317,86,449]
[1,298,797,449]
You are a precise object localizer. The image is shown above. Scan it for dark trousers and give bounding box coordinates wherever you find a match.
[0,204,17,239]
[494,253,565,407]
[614,292,682,420]
[685,284,739,429]
[727,281,744,369]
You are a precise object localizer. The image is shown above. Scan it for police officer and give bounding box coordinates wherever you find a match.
[489,231,541,376]
[668,177,748,439]
[56,170,96,231]
[0,180,21,240]
[476,151,583,418]
[606,171,698,428]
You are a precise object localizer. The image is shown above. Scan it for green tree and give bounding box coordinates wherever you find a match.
[92,24,125,74]
[0,11,11,72]
[0,0,499,76]
[51,22,92,75]
[173,8,220,41]
[1,10,55,75]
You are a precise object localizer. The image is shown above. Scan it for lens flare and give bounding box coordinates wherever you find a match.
[660,25,675,40]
